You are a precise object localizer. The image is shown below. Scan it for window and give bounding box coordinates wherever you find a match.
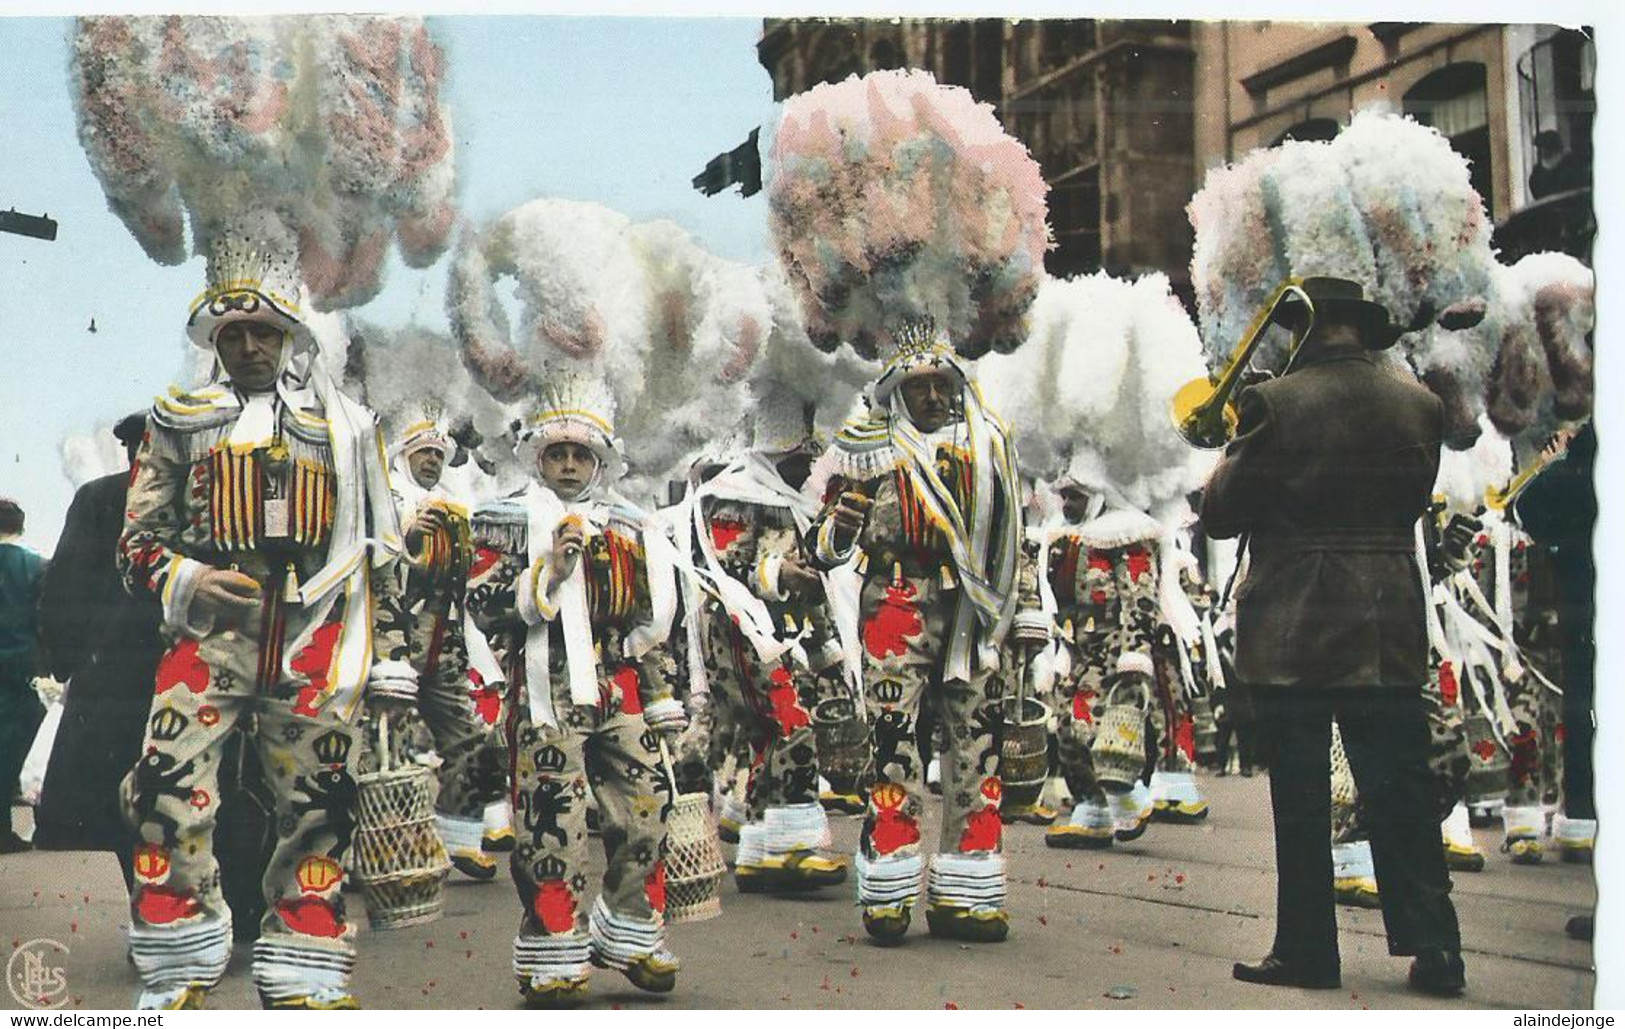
[1271,117,1341,145]
[1404,64,1493,218]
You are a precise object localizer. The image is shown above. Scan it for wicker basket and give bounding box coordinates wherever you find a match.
[353,716,451,931]
[664,790,726,924]
[1092,676,1152,793]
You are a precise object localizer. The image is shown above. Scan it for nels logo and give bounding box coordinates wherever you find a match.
[133,842,172,884]
[149,707,188,743]
[296,856,344,895]
[532,745,568,774]
[873,678,905,704]
[312,730,352,767]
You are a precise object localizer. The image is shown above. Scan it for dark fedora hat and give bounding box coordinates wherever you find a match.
[1275,276,1403,350]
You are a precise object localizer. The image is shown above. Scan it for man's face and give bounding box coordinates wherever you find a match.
[900,371,958,433]
[539,441,599,499]
[215,321,288,392]
[1059,487,1092,524]
[407,447,445,489]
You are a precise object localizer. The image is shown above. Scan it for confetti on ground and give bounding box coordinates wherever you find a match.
[1038,915,1048,926]
[1105,985,1138,1000]
[945,1002,959,1009]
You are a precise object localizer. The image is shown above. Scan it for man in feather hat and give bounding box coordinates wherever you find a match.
[674,396,852,894]
[466,373,687,1006]
[116,214,415,1010]
[804,322,1047,945]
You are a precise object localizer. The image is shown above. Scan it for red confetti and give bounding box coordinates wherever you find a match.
[459,930,469,940]
[425,940,435,948]
[820,976,832,991]
[945,1003,959,1010]
[69,922,78,934]
[466,950,474,959]
[1038,915,1048,926]
[790,931,799,939]
[1175,874,1185,884]
[1036,877,1048,888]
[850,966,860,978]
[1014,1003,1026,1009]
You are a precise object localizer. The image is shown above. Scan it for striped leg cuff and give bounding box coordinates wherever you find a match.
[1149,770,1202,804]
[252,938,356,1002]
[513,932,592,985]
[927,853,1008,913]
[127,914,233,990]
[588,896,668,971]
[763,803,832,855]
[437,813,485,854]
[855,852,922,908]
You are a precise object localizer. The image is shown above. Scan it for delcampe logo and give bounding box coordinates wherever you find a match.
[7,938,70,1010]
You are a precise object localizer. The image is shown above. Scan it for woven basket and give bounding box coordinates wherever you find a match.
[664,792,725,924]
[354,716,450,931]
[1092,676,1152,793]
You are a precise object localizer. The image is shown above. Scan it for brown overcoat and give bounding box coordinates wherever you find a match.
[1201,343,1444,689]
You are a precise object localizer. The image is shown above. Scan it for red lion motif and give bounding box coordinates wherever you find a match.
[862,581,923,659]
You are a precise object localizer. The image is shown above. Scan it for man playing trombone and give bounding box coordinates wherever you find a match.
[1198,277,1466,998]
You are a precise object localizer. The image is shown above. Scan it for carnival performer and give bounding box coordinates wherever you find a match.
[116,221,416,1011]
[466,375,687,1006]
[803,324,1045,944]
[383,414,508,880]
[768,69,1052,945]
[675,403,852,893]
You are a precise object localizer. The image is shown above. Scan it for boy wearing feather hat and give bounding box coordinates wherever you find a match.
[384,414,509,880]
[674,397,853,894]
[804,324,1047,944]
[465,375,687,1006]
[116,217,415,1010]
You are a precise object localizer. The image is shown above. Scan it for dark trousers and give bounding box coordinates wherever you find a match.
[1255,686,1461,969]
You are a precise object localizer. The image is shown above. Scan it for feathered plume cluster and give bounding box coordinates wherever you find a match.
[768,68,1051,361]
[72,15,456,309]
[979,272,1216,520]
[1189,107,1592,451]
[1413,252,1593,452]
[447,198,777,496]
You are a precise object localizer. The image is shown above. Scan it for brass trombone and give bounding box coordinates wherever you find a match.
[1170,279,1315,450]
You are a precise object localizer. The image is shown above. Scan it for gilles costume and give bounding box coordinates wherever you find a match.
[385,418,507,880]
[676,436,851,893]
[464,381,686,1006]
[1039,503,1169,848]
[804,329,1042,944]
[116,239,414,1010]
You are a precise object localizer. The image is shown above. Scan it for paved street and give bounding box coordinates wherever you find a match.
[2,773,1595,1010]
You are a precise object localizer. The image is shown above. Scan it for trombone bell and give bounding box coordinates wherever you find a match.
[1171,377,1239,450]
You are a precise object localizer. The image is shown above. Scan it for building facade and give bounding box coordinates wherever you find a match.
[757,19,1594,282]
[757,18,1200,288]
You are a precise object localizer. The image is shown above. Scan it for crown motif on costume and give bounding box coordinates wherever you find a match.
[890,317,949,362]
[399,401,453,457]
[532,744,568,774]
[296,855,344,895]
[149,708,187,743]
[312,729,352,767]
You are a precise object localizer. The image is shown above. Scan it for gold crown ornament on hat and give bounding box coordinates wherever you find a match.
[520,369,627,480]
[397,401,454,460]
[872,317,967,404]
[186,212,312,351]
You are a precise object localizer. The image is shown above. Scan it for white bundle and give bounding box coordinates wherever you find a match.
[1432,418,1514,513]
[71,16,457,309]
[1190,108,1495,367]
[59,427,128,490]
[979,272,1216,519]
[447,199,773,498]
[1412,251,1593,452]
[746,263,878,447]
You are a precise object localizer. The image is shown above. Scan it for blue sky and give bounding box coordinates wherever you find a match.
[0,15,775,551]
